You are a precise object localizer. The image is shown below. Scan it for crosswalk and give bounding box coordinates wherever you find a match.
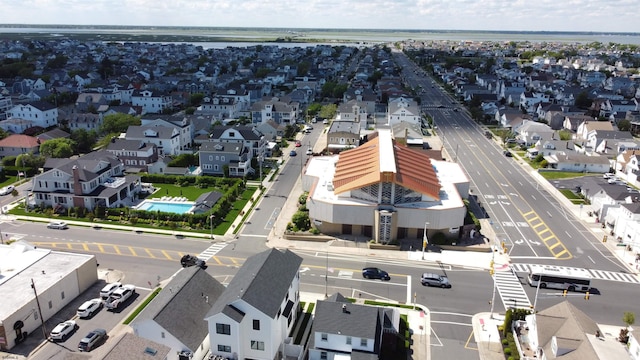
[198,242,228,261]
[511,263,640,284]
[493,269,532,310]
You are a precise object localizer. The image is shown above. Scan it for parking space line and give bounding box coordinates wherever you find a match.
[161,250,172,260]
[145,248,156,258]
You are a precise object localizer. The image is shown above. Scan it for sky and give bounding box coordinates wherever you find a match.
[1,0,639,33]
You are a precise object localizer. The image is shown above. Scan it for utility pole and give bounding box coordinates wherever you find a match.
[31,278,47,340]
[324,249,329,298]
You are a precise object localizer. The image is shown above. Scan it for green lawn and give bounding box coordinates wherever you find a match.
[538,171,590,180]
[150,183,211,201]
[559,189,587,205]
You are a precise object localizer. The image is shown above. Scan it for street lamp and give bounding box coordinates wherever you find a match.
[210,215,215,240]
[422,222,429,260]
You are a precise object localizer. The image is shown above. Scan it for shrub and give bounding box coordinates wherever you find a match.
[502,339,509,346]
[504,348,512,355]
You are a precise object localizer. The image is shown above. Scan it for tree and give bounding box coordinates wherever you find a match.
[189,93,205,107]
[40,138,76,158]
[623,312,635,327]
[70,129,98,154]
[617,119,631,131]
[167,154,198,167]
[575,91,592,109]
[100,114,141,135]
[319,104,337,120]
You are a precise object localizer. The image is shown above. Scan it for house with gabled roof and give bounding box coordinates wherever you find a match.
[0,134,41,159]
[205,248,303,360]
[132,89,173,114]
[199,141,252,177]
[309,293,400,360]
[544,152,610,173]
[32,150,141,211]
[125,125,181,156]
[67,112,103,132]
[250,99,297,125]
[6,101,59,129]
[106,138,159,173]
[132,267,226,360]
[576,120,614,140]
[516,301,628,360]
[516,120,554,146]
[327,121,360,153]
[102,332,171,360]
[387,97,420,127]
[304,129,468,243]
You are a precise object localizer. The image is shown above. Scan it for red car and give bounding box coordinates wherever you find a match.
[295,141,302,147]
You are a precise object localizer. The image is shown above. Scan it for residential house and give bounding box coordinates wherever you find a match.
[250,99,297,125]
[198,95,244,120]
[106,139,159,173]
[0,118,35,134]
[0,134,41,159]
[337,100,369,131]
[125,125,181,156]
[67,112,103,132]
[516,120,555,147]
[520,91,550,114]
[576,120,614,140]
[589,183,639,225]
[75,92,109,112]
[205,249,303,360]
[6,101,59,129]
[326,121,360,153]
[132,90,173,114]
[132,267,226,360]
[36,128,70,142]
[391,121,424,149]
[387,97,420,127]
[255,120,285,142]
[198,141,252,177]
[496,108,531,129]
[0,94,12,120]
[140,115,195,153]
[605,201,640,254]
[308,293,400,360]
[208,125,266,158]
[543,152,610,173]
[563,115,594,133]
[516,301,627,360]
[527,140,577,159]
[343,88,377,115]
[101,333,171,360]
[32,150,141,211]
[616,149,640,185]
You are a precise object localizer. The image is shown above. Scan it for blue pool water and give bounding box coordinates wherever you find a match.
[136,201,195,214]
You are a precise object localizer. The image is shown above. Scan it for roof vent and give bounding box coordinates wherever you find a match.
[144,347,157,355]
[342,304,348,313]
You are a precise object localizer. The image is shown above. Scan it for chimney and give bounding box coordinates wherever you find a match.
[72,165,83,196]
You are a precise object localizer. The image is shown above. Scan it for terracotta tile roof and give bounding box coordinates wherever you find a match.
[333,133,440,199]
[0,134,40,148]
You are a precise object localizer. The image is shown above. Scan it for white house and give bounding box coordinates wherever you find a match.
[132,90,172,114]
[125,125,182,156]
[6,101,59,128]
[205,249,303,360]
[132,267,227,360]
[387,97,420,127]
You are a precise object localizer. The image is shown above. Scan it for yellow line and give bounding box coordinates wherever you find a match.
[541,235,556,242]
[464,329,477,350]
[178,252,185,258]
[555,249,571,259]
[212,257,223,265]
[230,257,240,265]
[531,222,546,229]
[521,211,535,217]
[537,229,551,237]
[548,242,562,250]
[82,243,89,251]
[114,246,121,255]
[161,250,172,260]
[128,247,137,256]
[145,248,156,258]
[67,243,72,249]
[97,244,104,253]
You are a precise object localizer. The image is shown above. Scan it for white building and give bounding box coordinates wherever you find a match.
[132,90,172,114]
[6,101,59,129]
[387,97,420,126]
[304,129,469,243]
[205,249,303,360]
[0,241,97,351]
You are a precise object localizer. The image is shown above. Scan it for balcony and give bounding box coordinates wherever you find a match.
[103,177,126,188]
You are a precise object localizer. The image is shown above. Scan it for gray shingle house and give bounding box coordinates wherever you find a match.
[199,141,252,177]
[132,267,226,360]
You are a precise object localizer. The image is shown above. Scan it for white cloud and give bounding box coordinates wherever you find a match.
[0,0,638,32]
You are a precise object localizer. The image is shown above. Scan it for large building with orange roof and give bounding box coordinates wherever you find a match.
[303,129,469,243]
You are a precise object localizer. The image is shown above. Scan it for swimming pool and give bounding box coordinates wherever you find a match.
[134,200,196,214]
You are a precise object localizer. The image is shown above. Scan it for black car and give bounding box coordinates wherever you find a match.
[503,150,513,157]
[180,254,207,269]
[362,267,390,281]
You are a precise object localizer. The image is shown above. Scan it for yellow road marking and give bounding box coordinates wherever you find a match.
[67,243,72,249]
[82,243,89,251]
[145,248,156,258]
[114,246,121,255]
[541,235,555,242]
[161,250,172,260]
[537,229,551,237]
[554,249,570,259]
[212,257,223,265]
[128,247,137,256]
[230,258,240,265]
[97,244,104,252]
[531,222,546,229]
[464,329,477,350]
[548,242,562,250]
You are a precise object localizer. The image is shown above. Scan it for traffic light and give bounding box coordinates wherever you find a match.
[563,289,567,297]
[584,291,590,300]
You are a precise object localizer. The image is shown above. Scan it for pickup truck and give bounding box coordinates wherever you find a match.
[104,284,136,310]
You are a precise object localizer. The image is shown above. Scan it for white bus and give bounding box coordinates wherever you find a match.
[527,265,591,292]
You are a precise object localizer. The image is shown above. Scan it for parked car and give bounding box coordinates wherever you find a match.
[295,140,302,147]
[77,298,103,319]
[104,284,136,310]
[323,119,329,124]
[47,221,68,230]
[421,273,451,288]
[0,185,14,196]
[290,150,297,157]
[306,148,313,155]
[180,254,207,269]
[100,282,122,300]
[503,150,513,157]
[49,320,78,341]
[362,267,390,281]
[78,328,107,352]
